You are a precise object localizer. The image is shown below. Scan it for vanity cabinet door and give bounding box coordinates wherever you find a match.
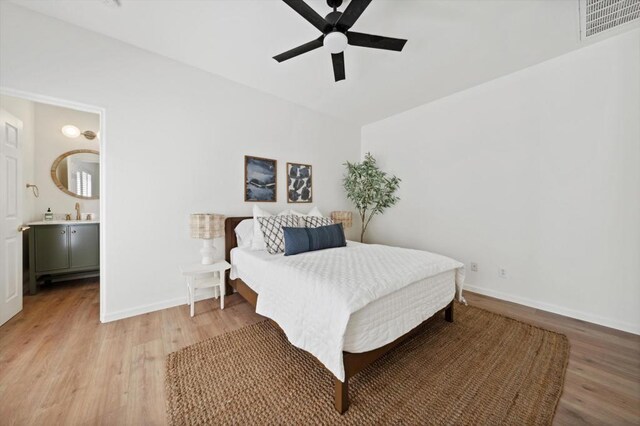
[34,225,69,272]
[69,225,99,269]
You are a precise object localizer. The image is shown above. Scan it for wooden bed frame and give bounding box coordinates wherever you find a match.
[224,217,454,414]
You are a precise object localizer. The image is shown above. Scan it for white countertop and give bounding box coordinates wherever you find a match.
[28,220,100,225]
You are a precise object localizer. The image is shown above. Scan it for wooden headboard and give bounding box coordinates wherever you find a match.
[224,216,251,263]
[224,216,255,302]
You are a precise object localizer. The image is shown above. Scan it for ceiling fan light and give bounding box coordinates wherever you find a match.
[324,31,348,54]
[61,125,81,138]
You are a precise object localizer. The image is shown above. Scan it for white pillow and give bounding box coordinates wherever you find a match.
[251,205,271,250]
[290,206,323,217]
[251,206,291,250]
[234,219,254,248]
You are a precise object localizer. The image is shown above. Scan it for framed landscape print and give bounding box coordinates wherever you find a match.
[287,162,312,203]
[245,156,277,202]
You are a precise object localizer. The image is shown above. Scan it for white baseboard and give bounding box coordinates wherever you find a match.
[464,284,640,335]
[102,288,219,323]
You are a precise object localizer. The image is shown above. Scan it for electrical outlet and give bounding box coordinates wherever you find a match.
[470,262,478,272]
[499,268,508,279]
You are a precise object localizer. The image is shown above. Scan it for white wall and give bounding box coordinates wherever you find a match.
[0,4,361,321]
[362,29,640,334]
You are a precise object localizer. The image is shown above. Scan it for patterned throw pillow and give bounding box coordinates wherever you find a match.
[303,216,334,228]
[256,215,300,254]
[283,224,346,256]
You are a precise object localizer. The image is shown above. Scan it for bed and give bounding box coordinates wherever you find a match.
[224,217,465,414]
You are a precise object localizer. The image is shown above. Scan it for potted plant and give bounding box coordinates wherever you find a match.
[343,153,401,242]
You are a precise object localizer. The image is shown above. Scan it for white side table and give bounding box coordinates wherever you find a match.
[180,261,231,317]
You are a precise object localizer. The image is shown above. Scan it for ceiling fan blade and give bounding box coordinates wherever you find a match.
[335,0,372,31]
[331,52,345,82]
[282,0,331,33]
[347,31,407,51]
[273,37,324,62]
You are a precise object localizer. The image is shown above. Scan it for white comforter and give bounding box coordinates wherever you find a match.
[255,243,465,381]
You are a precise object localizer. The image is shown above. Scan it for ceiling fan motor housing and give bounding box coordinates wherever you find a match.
[325,11,343,27]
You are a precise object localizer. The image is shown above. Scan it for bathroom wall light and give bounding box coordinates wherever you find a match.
[61,125,98,140]
[61,125,81,138]
[81,130,98,140]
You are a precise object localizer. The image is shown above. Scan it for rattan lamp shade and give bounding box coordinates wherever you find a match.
[330,211,353,229]
[190,214,225,239]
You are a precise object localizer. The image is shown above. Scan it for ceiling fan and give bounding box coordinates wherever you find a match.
[274,0,407,82]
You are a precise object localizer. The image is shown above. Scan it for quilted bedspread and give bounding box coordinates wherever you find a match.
[255,243,465,381]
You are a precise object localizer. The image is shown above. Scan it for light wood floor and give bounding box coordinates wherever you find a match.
[0,279,638,425]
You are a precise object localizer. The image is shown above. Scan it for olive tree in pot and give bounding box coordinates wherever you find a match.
[343,153,401,243]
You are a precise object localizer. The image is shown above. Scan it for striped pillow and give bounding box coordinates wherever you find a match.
[283,224,346,256]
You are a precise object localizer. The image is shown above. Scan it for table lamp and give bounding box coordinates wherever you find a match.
[190,213,225,264]
[330,211,353,229]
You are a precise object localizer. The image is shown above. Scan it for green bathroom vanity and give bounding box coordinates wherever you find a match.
[27,221,100,294]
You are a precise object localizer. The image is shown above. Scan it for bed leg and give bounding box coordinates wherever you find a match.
[334,378,349,414]
[445,301,454,323]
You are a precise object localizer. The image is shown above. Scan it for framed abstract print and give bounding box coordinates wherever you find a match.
[245,156,277,202]
[287,162,312,203]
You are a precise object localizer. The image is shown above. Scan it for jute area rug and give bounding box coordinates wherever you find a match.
[166,303,569,425]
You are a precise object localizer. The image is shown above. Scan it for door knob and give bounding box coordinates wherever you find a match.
[18,225,30,232]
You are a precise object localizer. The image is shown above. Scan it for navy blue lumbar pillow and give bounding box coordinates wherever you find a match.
[283,223,346,256]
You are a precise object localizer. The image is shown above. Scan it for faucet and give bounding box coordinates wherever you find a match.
[75,202,81,220]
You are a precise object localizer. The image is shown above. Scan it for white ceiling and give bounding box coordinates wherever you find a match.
[9,0,639,125]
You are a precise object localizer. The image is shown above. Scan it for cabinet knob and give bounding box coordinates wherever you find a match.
[72,230,77,234]
[61,230,66,234]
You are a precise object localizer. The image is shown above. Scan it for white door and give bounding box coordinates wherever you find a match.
[0,109,24,326]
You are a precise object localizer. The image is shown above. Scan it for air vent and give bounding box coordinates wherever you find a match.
[582,0,640,38]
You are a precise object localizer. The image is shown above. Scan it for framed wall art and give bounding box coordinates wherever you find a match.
[287,162,312,203]
[245,155,277,202]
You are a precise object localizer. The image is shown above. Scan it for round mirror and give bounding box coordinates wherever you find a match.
[51,150,100,199]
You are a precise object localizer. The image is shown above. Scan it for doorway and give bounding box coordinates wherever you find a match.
[0,89,106,325]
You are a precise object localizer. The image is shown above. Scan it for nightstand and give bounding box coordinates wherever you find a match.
[180,260,231,317]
